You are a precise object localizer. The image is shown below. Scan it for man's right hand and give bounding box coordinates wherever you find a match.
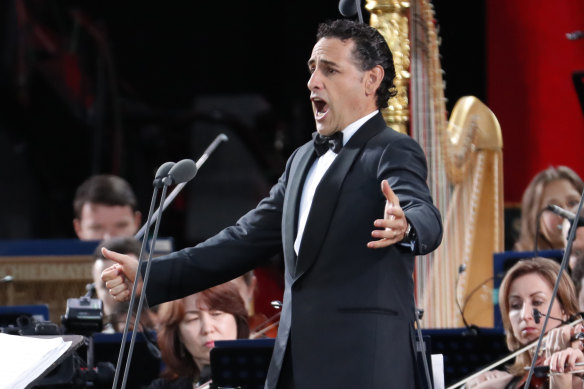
[100,247,140,302]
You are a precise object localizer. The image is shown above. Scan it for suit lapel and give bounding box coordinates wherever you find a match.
[282,144,316,278]
[294,113,386,280]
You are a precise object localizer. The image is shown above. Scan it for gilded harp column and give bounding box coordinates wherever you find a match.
[367,1,410,135]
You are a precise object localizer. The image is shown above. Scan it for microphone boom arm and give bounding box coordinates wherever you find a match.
[134,133,228,240]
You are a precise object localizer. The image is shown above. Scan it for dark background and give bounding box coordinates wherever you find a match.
[0,1,486,248]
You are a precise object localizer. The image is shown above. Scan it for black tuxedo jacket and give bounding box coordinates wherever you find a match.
[143,113,443,388]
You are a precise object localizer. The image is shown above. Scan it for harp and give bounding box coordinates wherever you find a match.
[367,0,504,327]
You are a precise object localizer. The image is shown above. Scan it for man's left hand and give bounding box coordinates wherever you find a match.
[368,180,409,249]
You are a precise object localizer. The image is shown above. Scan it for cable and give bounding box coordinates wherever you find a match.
[414,307,433,389]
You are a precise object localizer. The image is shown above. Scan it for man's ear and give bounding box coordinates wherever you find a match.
[365,65,384,96]
[73,218,83,239]
[134,211,142,231]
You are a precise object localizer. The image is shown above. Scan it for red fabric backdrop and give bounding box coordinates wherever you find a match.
[487,0,584,204]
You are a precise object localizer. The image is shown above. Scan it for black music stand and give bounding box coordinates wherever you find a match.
[421,328,507,387]
[32,335,86,387]
[92,332,161,388]
[210,338,274,389]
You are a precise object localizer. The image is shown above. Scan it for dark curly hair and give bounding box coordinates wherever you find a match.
[316,19,397,109]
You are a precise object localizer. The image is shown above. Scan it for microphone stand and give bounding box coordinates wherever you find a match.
[354,0,363,23]
[113,159,198,389]
[119,178,172,389]
[523,188,584,388]
[134,133,228,240]
[111,164,169,389]
[112,134,227,388]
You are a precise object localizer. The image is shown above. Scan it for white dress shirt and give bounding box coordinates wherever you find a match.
[294,110,378,255]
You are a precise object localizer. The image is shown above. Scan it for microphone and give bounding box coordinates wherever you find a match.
[163,158,198,186]
[338,0,363,24]
[546,204,584,227]
[339,0,356,17]
[153,161,175,188]
[533,308,541,324]
[532,308,569,325]
[567,30,584,40]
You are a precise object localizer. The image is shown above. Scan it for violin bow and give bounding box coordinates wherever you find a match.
[446,317,584,389]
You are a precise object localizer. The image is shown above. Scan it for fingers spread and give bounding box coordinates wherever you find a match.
[381,180,399,204]
[385,206,405,220]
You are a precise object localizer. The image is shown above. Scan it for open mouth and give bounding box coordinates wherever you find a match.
[311,97,329,119]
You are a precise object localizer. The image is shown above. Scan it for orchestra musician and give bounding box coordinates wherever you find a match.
[72,174,142,241]
[75,174,263,330]
[102,19,443,389]
[514,166,583,252]
[146,282,249,389]
[466,257,583,388]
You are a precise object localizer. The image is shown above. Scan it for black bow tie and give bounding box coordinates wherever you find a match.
[313,132,343,157]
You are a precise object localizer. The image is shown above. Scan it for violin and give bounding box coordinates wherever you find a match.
[517,355,547,389]
[519,317,584,389]
[447,317,584,389]
[249,300,282,339]
[516,361,584,389]
[249,311,281,339]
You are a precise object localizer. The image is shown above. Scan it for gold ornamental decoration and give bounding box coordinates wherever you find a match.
[367,1,410,134]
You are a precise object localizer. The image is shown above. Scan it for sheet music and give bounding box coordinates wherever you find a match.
[0,333,72,389]
[432,354,445,389]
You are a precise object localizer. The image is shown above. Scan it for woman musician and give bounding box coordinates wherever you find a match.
[146,282,249,389]
[466,257,583,388]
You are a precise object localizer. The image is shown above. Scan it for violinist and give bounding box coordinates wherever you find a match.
[146,282,249,389]
[466,257,582,388]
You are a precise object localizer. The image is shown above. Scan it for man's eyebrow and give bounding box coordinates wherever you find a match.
[307,58,338,68]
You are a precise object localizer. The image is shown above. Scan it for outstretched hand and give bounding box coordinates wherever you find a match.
[100,247,141,302]
[367,180,409,249]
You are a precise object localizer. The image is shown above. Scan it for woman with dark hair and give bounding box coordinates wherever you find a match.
[147,282,249,389]
[466,257,582,388]
[514,166,583,252]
